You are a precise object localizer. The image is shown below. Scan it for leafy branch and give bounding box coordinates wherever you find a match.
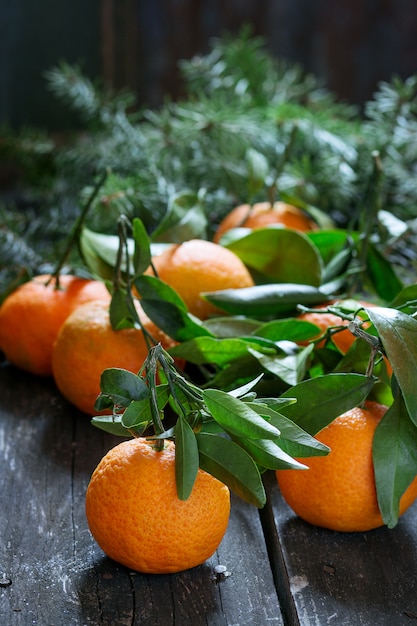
[2,31,417,300]
[92,346,377,508]
[86,215,384,513]
[2,31,417,528]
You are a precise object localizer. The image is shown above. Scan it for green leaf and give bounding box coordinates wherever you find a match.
[203,283,332,317]
[251,396,298,410]
[98,368,149,408]
[80,227,168,281]
[169,336,274,366]
[90,415,129,436]
[109,286,138,330]
[233,436,308,470]
[122,385,170,430]
[254,318,321,342]
[142,299,213,342]
[80,227,126,280]
[318,236,355,283]
[307,229,350,266]
[320,246,353,284]
[134,274,213,341]
[196,432,266,507]
[224,227,323,285]
[132,217,151,275]
[204,353,265,392]
[367,306,417,425]
[203,316,262,338]
[389,284,417,314]
[121,399,152,431]
[202,388,281,439]
[248,343,314,386]
[93,393,114,412]
[279,373,375,435]
[151,189,208,243]
[373,393,417,528]
[248,401,330,457]
[366,242,403,302]
[134,273,188,310]
[227,374,265,398]
[175,416,199,500]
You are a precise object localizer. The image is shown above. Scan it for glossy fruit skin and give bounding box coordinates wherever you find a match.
[51,299,177,415]
[85,437,231,574]
[214,201,317,243]
[276,401,417,532]
[148,239,254,319]
[0,274,110,376]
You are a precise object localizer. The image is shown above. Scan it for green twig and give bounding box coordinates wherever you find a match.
[146,345,166,450]
[46,169,109,288]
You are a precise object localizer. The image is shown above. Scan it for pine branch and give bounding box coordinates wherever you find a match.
[2,29,417,287]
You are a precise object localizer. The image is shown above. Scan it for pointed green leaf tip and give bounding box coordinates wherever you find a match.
[203,388,281,440]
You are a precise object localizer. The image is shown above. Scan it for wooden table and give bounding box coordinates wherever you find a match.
[1,361,417,625]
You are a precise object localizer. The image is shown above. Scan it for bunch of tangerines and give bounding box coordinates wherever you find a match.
[1,198,417,574]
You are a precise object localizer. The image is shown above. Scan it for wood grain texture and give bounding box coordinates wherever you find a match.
[4,358,417,625]
[263,471,417,626]
[0,363,283,625]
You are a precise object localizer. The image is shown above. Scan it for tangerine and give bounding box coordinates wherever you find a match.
[276,401,417,531]
[214,201,317,243]
[85,437,231,573]
[148,239,254,319]
[298,301,392,376]
[297,309,355,353]
[0,274,110,376]
[52,299,177,415]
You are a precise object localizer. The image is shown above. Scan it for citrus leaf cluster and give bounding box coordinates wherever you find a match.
[95,216,417,526]
[2,31,417,533]
[92,349,378,509]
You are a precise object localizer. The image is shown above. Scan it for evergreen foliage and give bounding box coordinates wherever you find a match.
[1,30,417,296]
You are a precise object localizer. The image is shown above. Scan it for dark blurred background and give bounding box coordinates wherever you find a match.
[1,0,417,130]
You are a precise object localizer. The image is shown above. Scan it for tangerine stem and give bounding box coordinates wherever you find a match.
[110,216,158,352]
[146,344,166,449]
[46,169,109,289]
[113,214,130,290]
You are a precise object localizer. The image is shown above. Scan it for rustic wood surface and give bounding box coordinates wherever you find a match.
[263,472,417,626]
[0,362,282,626]
[1,360,417,625]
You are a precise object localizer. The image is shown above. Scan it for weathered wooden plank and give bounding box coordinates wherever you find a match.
[0,363,283,625]
[262,471,417,626]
